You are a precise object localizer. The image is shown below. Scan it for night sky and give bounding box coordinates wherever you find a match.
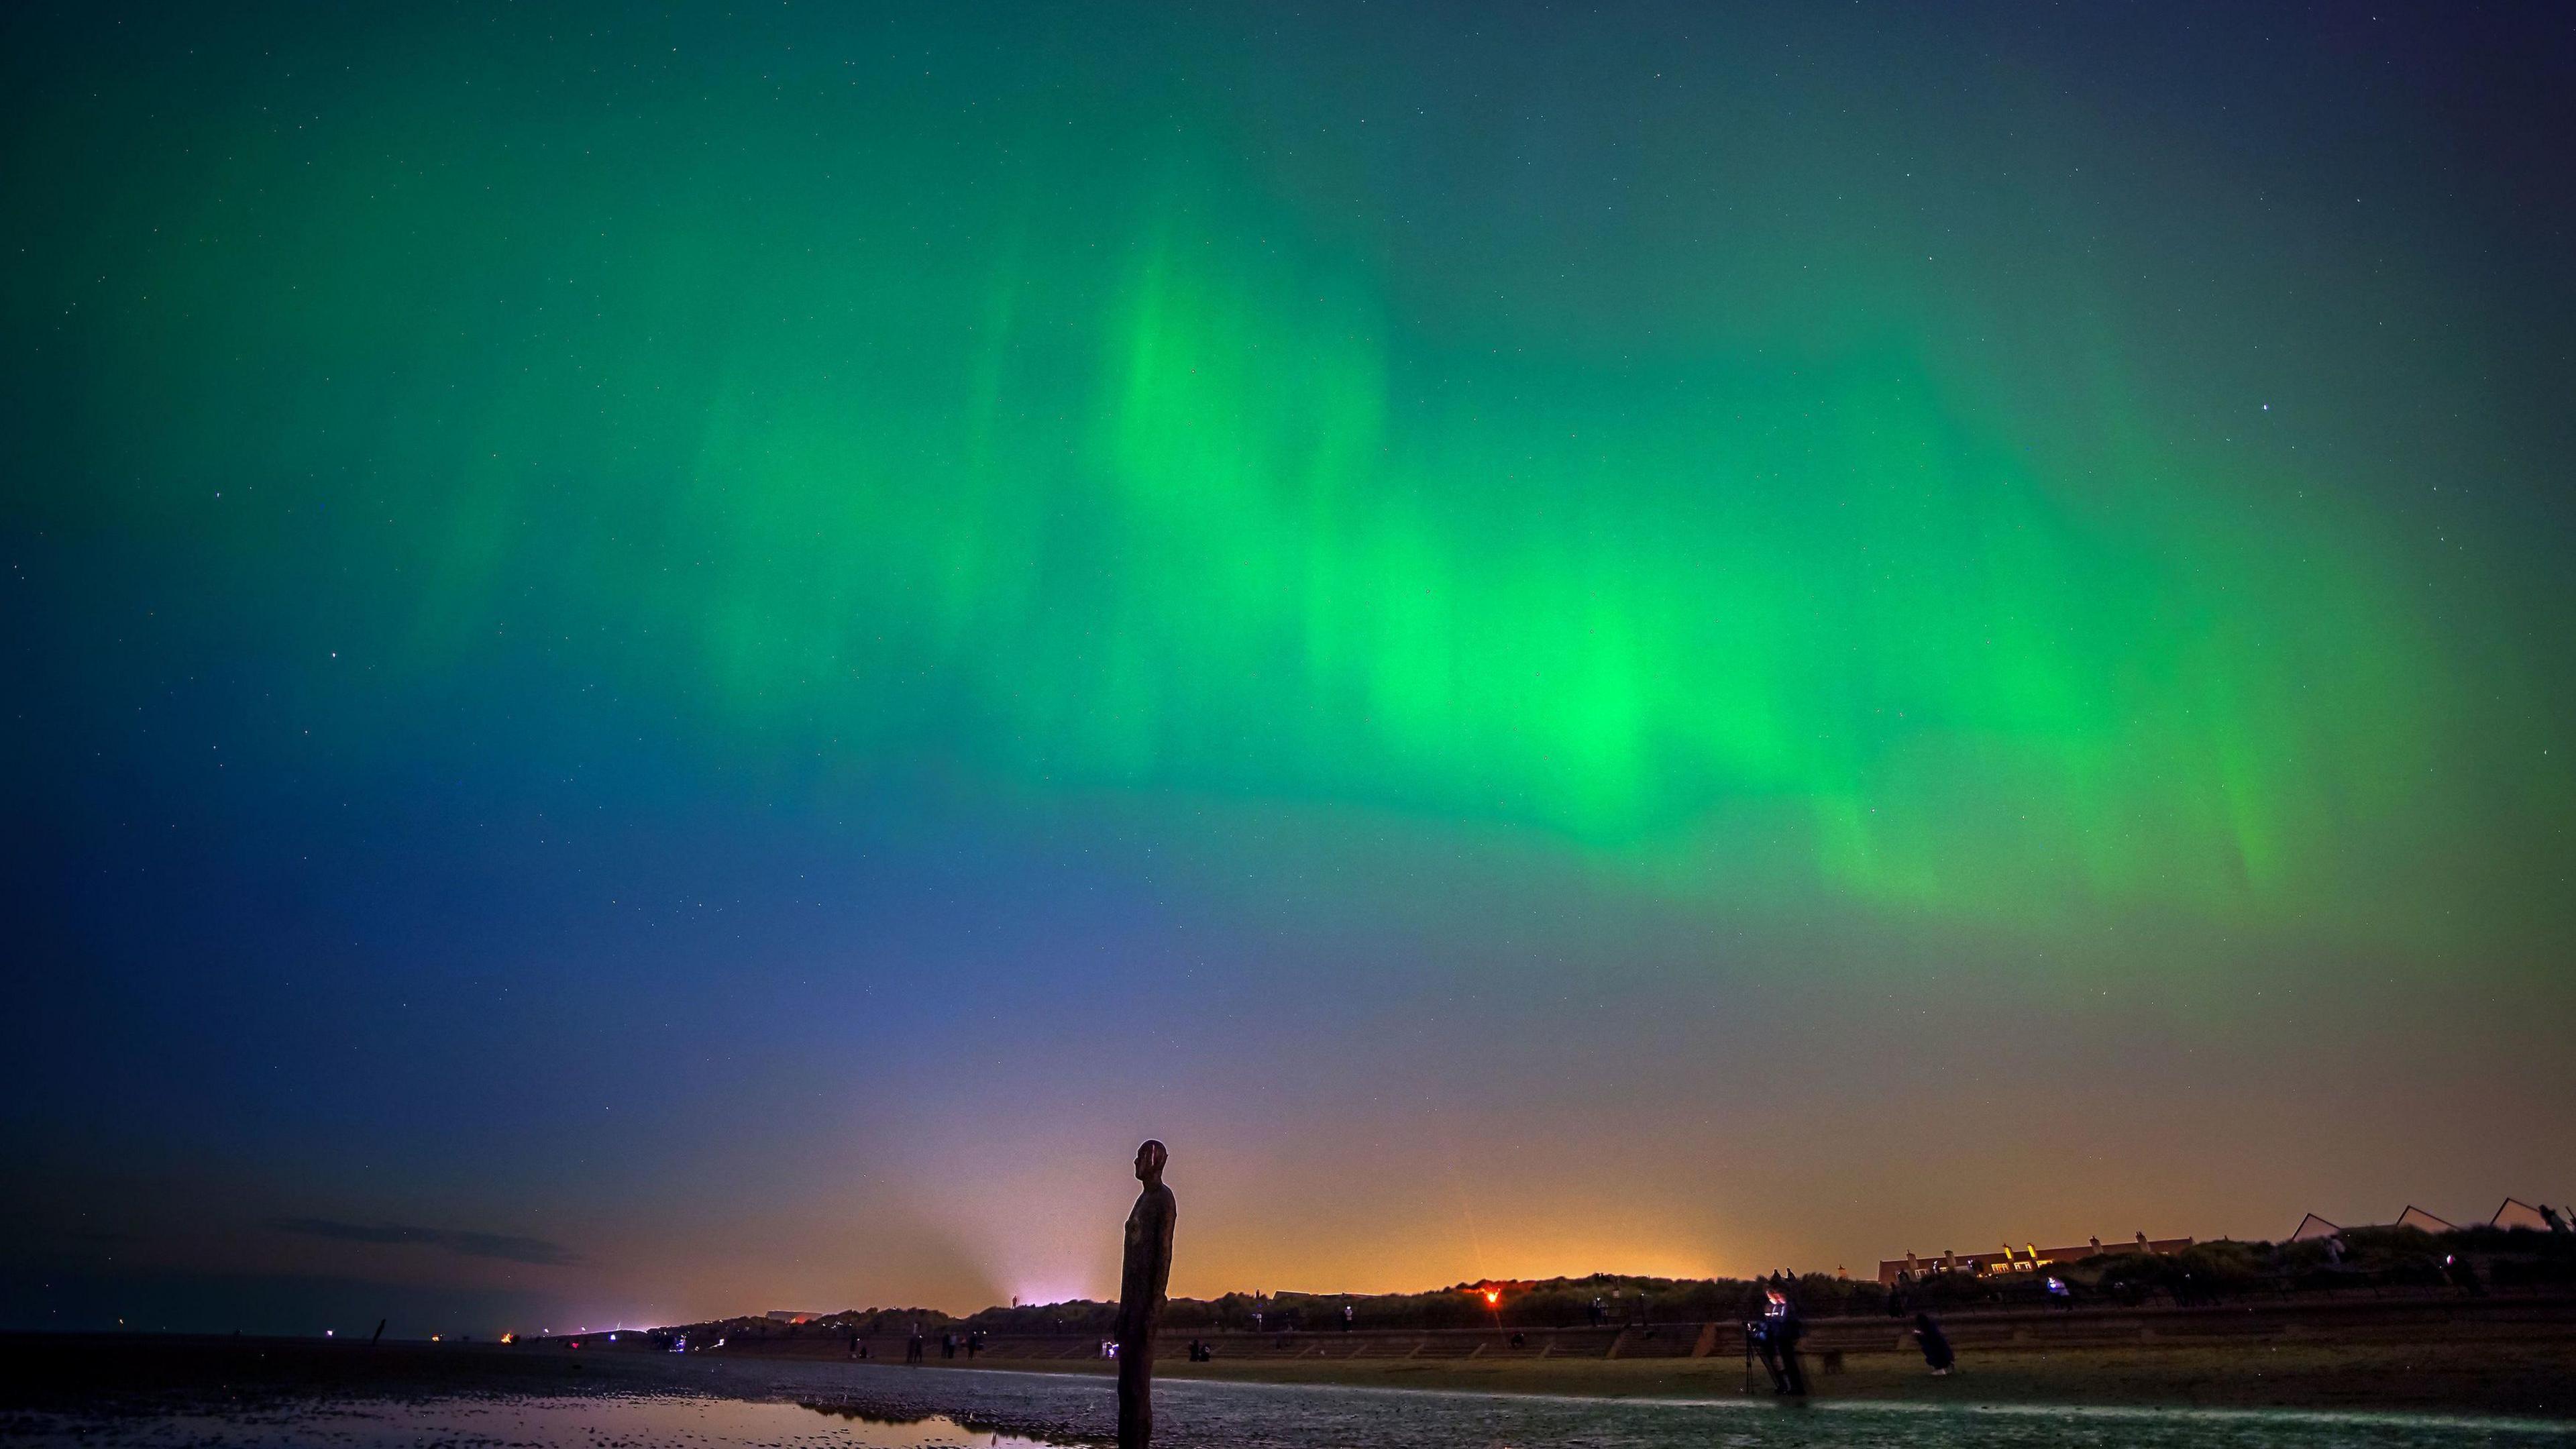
[5,2,2572,1338]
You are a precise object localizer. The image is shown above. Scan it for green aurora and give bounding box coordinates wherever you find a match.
[6,4,2565,943]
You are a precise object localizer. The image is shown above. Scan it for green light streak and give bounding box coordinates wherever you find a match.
[625,218,2435,924]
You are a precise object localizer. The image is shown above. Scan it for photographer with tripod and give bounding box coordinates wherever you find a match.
[1756,1283,1808,1395]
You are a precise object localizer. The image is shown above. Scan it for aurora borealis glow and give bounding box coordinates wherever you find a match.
[5,3,2572,1335]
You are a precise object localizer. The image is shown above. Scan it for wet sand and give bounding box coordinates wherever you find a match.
[6,1339,2574,1449]
[7,1328,2574,1446]
[1115,1336,2576,1419]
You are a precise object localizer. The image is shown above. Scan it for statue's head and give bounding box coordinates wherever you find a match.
[1134,1139,1167,1185]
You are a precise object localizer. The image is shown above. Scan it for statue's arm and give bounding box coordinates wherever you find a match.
[1149,1193,1177,1304]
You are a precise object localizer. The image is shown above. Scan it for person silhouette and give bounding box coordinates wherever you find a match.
[1116,1140,1177,1449]
[1764,1287,1807,1395]
[1912,1311,1955,1375]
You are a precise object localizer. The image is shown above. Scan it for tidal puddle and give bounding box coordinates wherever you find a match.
[6,1393,1071,1448]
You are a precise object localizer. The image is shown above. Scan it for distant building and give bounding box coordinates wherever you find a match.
[2492,1197,2553,1232]
[1877,1232,2192,1287]
[2288,1197,2563,1239]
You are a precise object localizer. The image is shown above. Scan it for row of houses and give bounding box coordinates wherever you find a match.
[1876,1233,2194,1286]
[1877,1197,2569,1286]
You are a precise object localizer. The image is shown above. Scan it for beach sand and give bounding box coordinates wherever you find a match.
[7,1320,2572,1425]
[1106,1335,2576,1418]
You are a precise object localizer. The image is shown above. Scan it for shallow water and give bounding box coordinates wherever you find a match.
[6,1394,1058,1448]
[11,1366,2572,1449]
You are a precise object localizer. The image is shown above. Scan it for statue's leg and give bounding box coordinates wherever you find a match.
[1116,1338,1151,1448]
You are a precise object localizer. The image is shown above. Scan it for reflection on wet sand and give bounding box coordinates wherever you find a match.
[799,1397,1083,1446]
[9,1394,1065,1449]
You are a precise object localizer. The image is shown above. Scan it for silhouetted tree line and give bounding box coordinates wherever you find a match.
[654,1228,2573,1341]
[953,1275,1900,1334]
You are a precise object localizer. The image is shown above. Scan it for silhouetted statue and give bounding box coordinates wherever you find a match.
[1116,1139,1177,1449]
